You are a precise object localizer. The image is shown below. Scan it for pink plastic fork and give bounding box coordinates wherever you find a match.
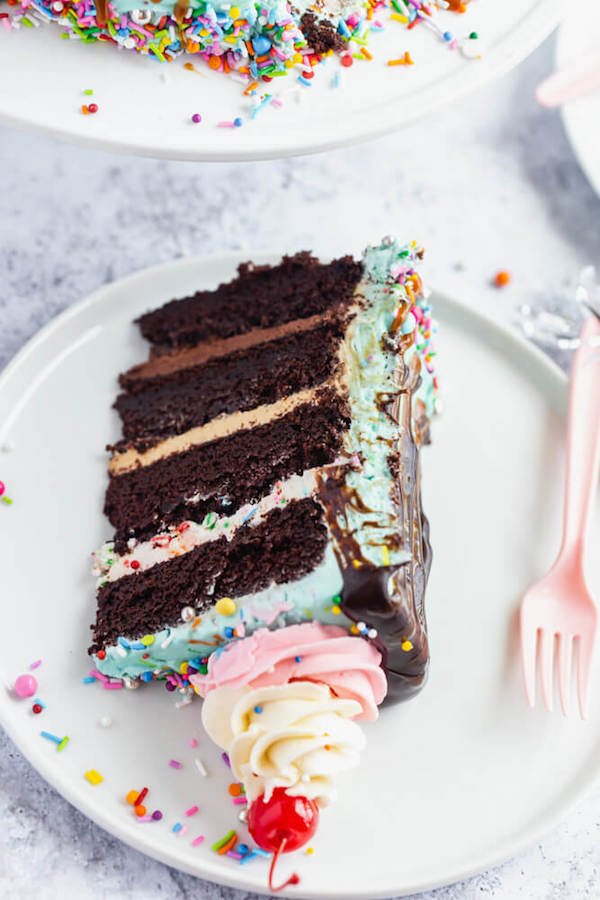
[520,314,600,718]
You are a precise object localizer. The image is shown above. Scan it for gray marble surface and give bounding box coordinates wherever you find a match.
[2,30,600,900]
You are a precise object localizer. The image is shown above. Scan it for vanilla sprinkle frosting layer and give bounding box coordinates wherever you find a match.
[109,383,331,475]
[93,469,319,584]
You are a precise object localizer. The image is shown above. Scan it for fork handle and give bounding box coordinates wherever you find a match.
[559,314,600,570]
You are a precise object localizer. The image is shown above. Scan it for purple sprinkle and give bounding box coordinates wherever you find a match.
[191,113,202,123]
[152,810,163,821]
[169,759,182,769]
[221,752,231,768]
[227,850,243,860]
[165,682,176,692]
[29,660,42,670]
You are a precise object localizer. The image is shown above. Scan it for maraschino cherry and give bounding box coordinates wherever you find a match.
[247,787,319,892]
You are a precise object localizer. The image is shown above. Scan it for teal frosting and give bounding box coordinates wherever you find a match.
[330,238,436,568]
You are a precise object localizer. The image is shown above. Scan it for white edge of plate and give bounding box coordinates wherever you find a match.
[0,251,595,900]
[0,1,564,162]
[556,5,600,199]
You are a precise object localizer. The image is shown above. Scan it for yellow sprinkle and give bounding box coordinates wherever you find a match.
[85,769,103,785]
[350,623,360,635]
[390,11,408,21]
[331,605,341,615]
[401,640,413,652]
[352,560,362,569]
[381,546,390,566]
[229,4,240,15]
[293,53,303,63]
[180,661,189,675]
[215,597,237,617]
[285,60,294,68]
[306,847,314,855]
[141,635,154,646]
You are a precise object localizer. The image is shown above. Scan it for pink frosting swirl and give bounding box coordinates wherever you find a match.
[190,622,387,721]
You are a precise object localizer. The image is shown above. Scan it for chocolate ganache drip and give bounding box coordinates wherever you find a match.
[317,306,432,703]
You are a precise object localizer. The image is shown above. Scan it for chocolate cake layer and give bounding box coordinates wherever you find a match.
[114,322,345,451]
[91,497,327,652]
[137,254,363,350]
[105,388,350,548]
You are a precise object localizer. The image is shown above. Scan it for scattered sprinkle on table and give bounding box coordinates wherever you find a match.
[29,659,42,670]
[169,759,182,769]
[186,805,199,816]
[192,835,205,847]
[494,270,511,288]
[85,769,103,785]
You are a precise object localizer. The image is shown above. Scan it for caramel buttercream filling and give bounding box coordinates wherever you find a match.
[109,383,335,475]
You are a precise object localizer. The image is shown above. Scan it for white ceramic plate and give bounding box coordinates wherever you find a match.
[1,252,600,899]
[0,0,562,161]
[556,0,600,198]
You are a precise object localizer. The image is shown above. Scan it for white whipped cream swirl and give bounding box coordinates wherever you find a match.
[201,681,366,807]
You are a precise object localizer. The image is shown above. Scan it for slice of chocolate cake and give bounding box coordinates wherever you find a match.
[91,239,437,703]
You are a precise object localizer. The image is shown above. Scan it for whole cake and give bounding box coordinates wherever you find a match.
[3,0,475,84]
[90,238,437,877]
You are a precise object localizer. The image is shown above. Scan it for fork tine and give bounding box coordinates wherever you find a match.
[557,634,573,716]
[577,633,594,720]
[540,630,555,712]
[520,613,537,708]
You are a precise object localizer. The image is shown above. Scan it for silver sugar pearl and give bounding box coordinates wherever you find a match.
[356,621,366,633]
[131,8,152,23]
[238,808,248,824]
[367,628,378,639]
[181,606,196,622]
[381,235,393,247]
[99,715,112,728]
[123,676,139,690]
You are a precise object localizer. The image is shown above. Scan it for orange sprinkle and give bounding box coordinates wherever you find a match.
[208,55,221,70]
[324,744,331,751]
[366,6,373,18]
[361,48,373,60]
[255,53,270,63]
[223,56,230,74]
[134,805,147,817]
[217,834,238,855]
[81,105,89,115]
[245,40,254,55]
[228,783,242,796]
[244,80,259,95]
[494,270,511,288]
[184,61,195,70]
[233,17,247,25]
[126,789,138,805]
[238,65,250,74]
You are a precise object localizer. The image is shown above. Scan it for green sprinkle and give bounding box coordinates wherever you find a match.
[212,829,236,852]
[469,31,478,39]
[332,594,341,604]
[84,89,94,96]
[57,736,69,752]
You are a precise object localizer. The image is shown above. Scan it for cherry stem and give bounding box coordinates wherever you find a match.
[268,837,301,893]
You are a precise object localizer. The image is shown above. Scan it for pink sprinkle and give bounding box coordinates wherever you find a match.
[169,759,182,769]
[29,660,42,670]
[192,835,205,846]
[179,824,189,836]
[233,797,248,805]
[227,850,243,860]
[103,681,123,690]
[189,738,197,748]
[186,805,199,816]
[89,669,108,683]
[271,98,283,108]
[136,815,153,823]
[217,121,235,128]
